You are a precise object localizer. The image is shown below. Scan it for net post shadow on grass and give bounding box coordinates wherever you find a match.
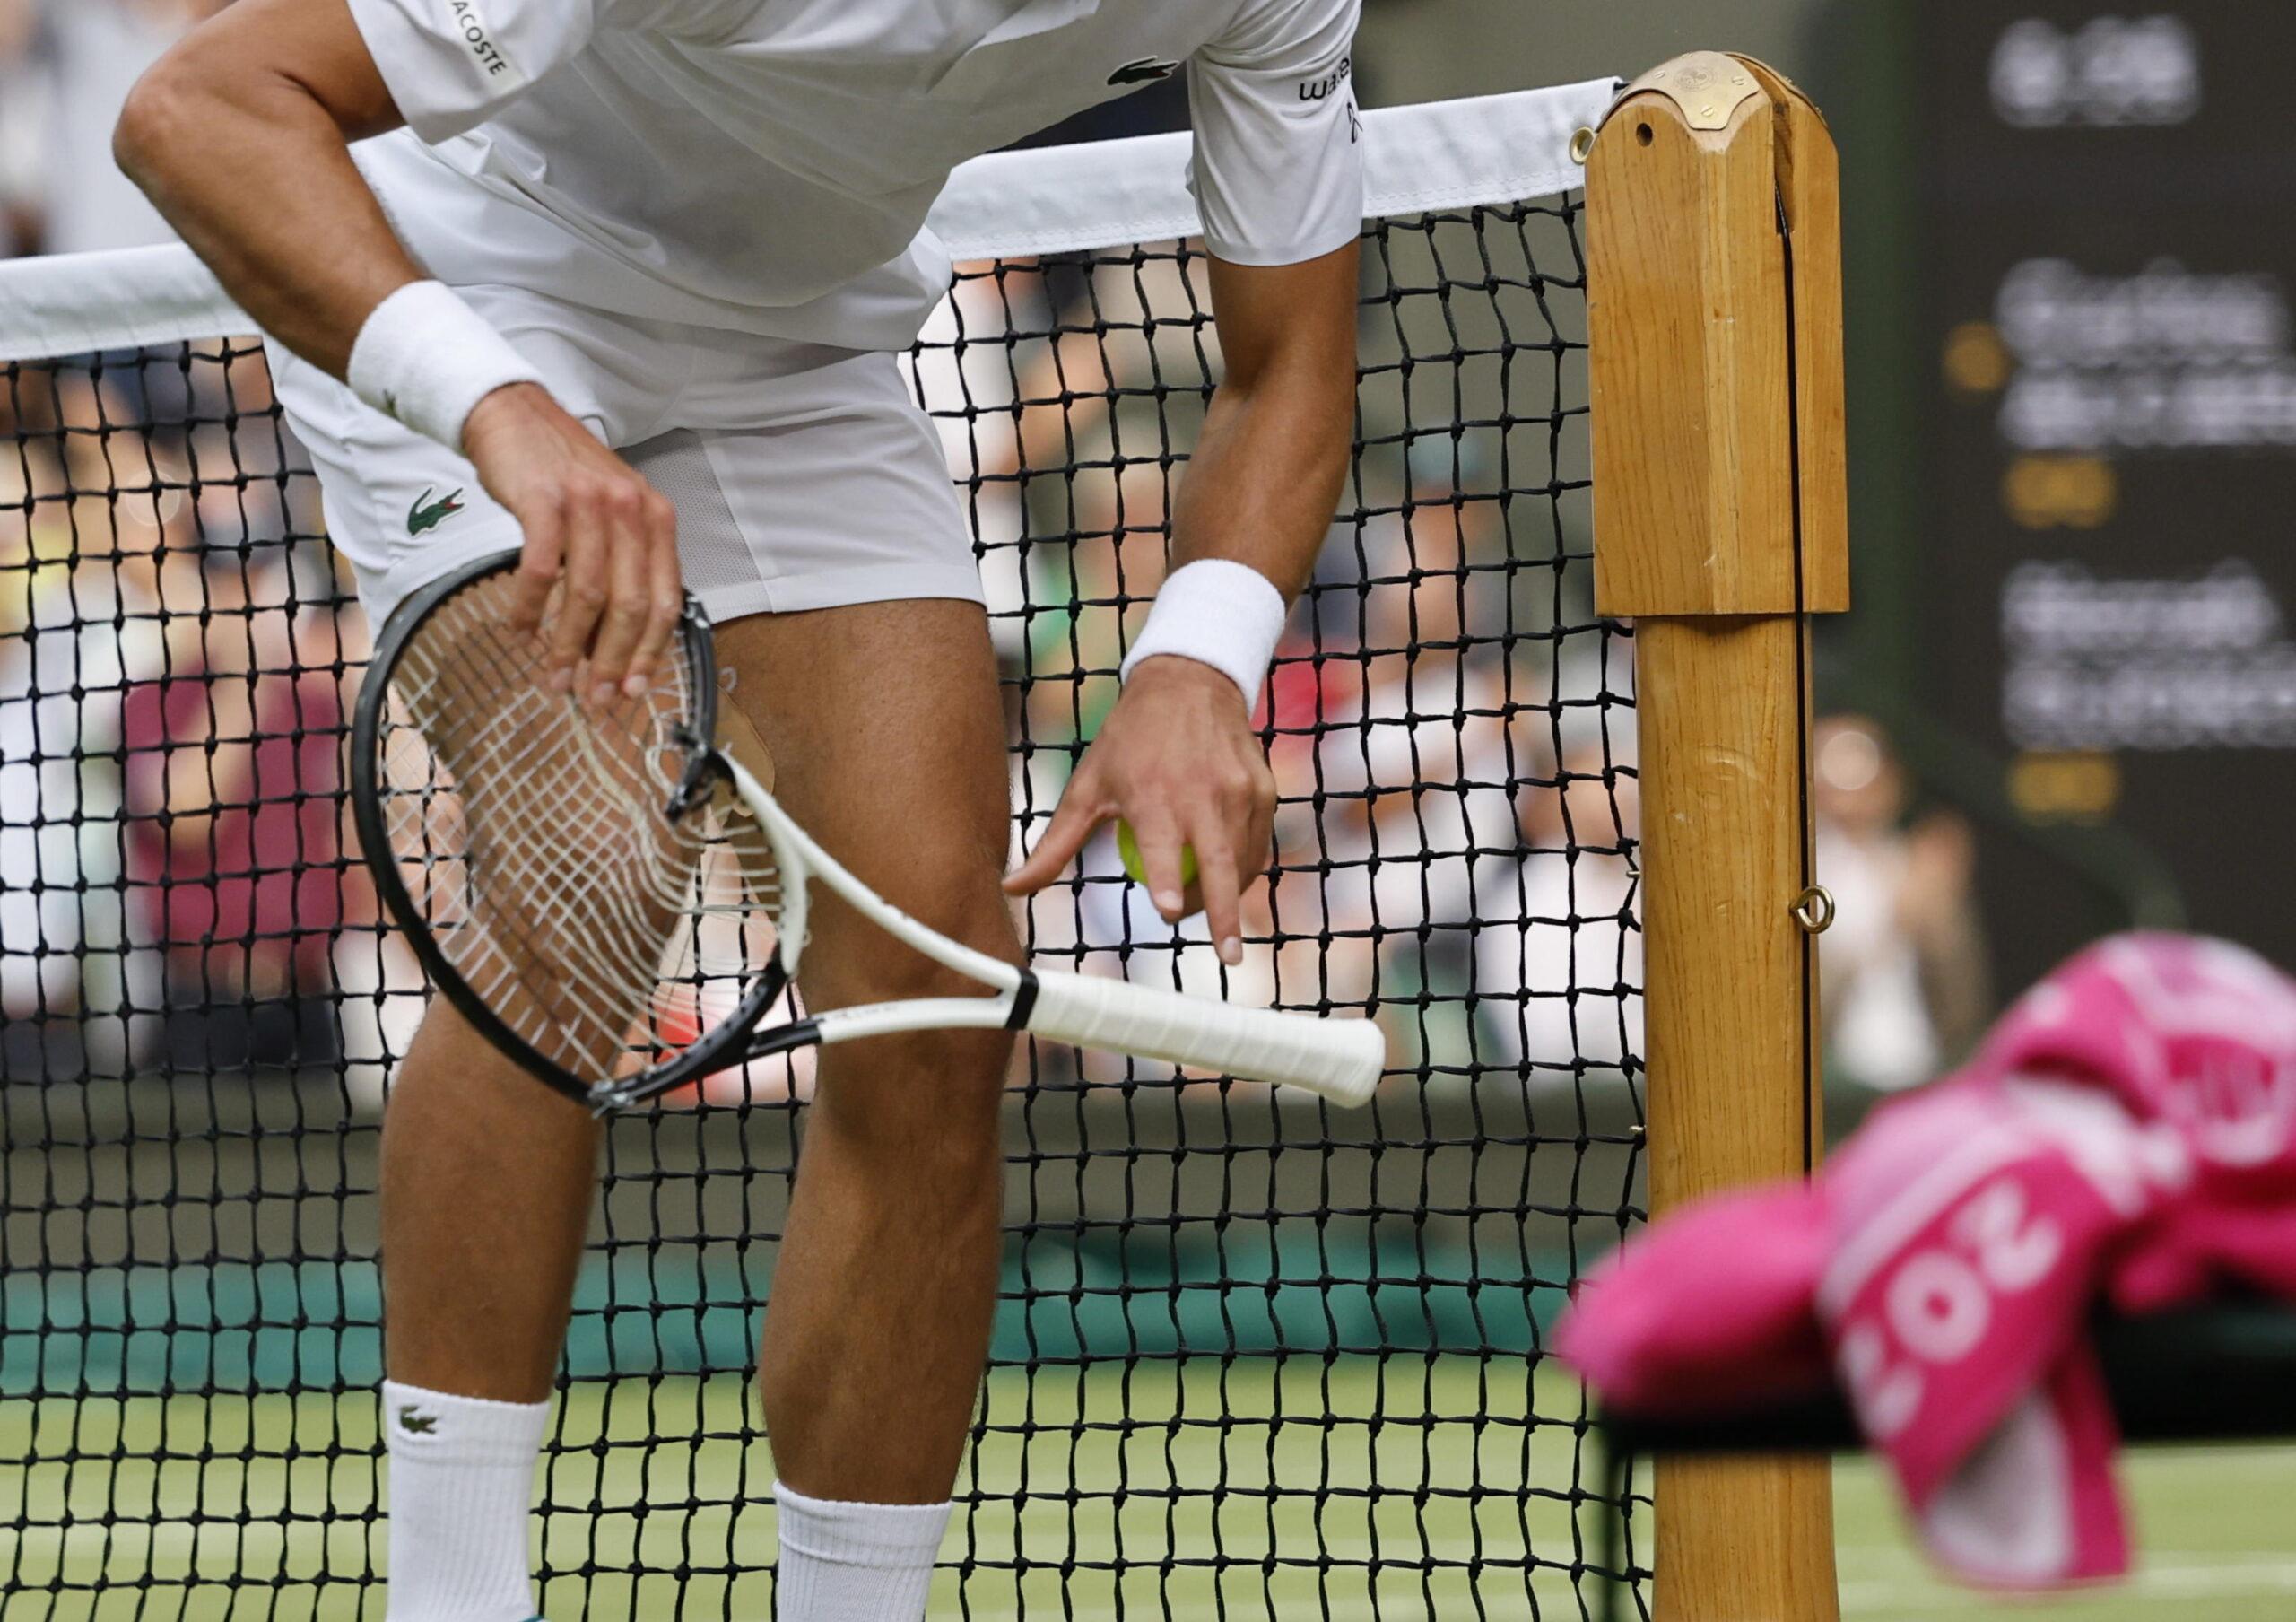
[1579,52,1850,1622]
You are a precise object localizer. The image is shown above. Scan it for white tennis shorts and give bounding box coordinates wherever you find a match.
[268,283,982,631]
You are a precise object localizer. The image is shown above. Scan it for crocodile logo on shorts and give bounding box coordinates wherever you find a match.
[408,487,466,536]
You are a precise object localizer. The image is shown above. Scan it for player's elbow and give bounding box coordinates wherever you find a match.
[114,56,209,199]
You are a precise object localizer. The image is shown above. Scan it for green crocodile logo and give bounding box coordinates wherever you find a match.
[408,487,466,536]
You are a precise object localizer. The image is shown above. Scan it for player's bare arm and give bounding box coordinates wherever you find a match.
[1004,240,1360,964]
[114,0,679,703]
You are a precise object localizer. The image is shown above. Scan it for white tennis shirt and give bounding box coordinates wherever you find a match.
[345,0,1363,350]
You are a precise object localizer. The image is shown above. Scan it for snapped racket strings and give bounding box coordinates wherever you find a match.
[352,553,1387,1112]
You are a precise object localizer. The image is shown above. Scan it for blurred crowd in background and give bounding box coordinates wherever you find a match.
[0,0,1994,1122]
[0,0,413,1109]
[0,1,230,259]
[0,351,422,1104]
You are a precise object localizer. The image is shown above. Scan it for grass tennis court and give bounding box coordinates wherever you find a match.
[1833,1447,2296,1622]
[5,1359,1595,1620]
[8,1357,2291,1621]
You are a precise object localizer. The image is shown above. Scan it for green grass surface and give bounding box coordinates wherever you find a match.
[0,1359,1617,1621]
[1833,1444,2296,1621]
[4,1357,2291,1619]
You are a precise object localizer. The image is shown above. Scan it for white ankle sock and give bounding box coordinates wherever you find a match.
[382,1380,549,1622]
[772,1480,952,1622]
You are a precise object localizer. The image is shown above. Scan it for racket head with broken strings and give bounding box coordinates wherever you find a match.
[350,551,801,1110]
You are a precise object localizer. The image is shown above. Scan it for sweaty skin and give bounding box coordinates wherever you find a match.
[117,0,1355,1513]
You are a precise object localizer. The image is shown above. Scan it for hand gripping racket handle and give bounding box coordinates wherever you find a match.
[1020,968,1387,1106]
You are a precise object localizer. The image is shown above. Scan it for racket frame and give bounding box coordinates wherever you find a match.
[581,749,1039,1110]
[354,553,1387,1114]
[595,752,1385,1114]
[350,550,791,1108]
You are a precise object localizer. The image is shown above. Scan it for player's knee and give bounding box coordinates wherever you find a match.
[802,861,1021,1129]
[811,863,1021,1012]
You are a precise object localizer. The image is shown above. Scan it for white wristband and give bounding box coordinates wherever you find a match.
[1119,558,1289,704]
[346,281,546,451]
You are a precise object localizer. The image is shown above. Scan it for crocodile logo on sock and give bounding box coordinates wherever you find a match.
[398,1406,438,1435]
[408,487,466,536]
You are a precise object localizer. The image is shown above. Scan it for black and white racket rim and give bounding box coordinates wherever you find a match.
[349,550,792,1110]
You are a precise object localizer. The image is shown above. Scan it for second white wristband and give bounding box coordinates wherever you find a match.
[346,281,546,452]
[1119,559,1289,705]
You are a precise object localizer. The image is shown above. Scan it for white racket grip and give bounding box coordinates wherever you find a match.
[1022,969,1387,1105]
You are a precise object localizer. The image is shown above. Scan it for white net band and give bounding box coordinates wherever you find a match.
[0,81,1615,361]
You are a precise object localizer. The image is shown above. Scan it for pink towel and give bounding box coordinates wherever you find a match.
[1556,932,2296,1587]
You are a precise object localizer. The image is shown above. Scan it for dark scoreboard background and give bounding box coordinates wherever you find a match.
[1883,4,2296,989]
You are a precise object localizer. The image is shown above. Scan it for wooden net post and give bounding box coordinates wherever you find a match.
[1585,53,1849,1622]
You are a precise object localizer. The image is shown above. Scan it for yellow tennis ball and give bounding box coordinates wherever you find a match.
[1117,819,1197,889]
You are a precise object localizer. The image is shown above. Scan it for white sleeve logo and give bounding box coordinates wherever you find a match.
[447,1,511,78]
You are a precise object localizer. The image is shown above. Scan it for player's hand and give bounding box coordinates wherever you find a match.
[463,381,682,708]
[1004,655,1276,966]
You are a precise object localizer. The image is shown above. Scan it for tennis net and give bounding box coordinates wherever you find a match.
[0,78,1642,1620]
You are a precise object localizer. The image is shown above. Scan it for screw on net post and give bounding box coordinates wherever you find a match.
[1585,51,1851,1622]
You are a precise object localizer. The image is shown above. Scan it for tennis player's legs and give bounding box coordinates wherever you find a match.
[722,599,1018,1504]
[278,310,1011,1616]
[367,605,1013,1608]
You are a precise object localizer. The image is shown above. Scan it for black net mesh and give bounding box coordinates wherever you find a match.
[0,193,1645,1618]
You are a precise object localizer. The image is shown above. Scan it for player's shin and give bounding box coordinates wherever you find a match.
[758,1022,1011,1621]
[378,1004,602,1622]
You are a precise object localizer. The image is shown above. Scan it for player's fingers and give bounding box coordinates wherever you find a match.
[507,500,564,635]
[1242,762,1278,895]
[622,491,683,698]
[1127,807,1192,924]
[581,485,652,707]
[1004,773,1110,895]
[1187,809,1245,966]
[545,485,610,688]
